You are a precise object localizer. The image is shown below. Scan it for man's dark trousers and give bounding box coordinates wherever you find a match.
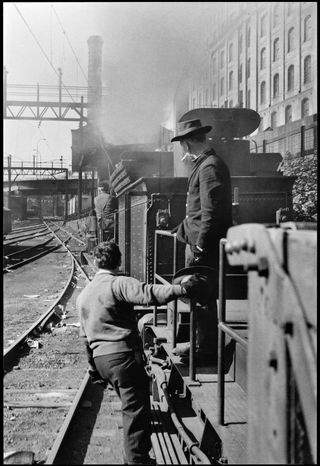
[94,350,152,465]
[185,244,219,357]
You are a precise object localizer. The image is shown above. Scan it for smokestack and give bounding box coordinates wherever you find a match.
[87,35,103,124]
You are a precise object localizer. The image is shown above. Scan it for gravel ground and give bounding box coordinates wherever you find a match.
[3,220,127,464]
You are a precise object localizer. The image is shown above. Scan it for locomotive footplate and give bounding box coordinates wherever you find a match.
[144,324,248,464]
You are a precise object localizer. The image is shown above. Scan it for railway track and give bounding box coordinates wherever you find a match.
[4,221,92,463]
[4,221,210,465]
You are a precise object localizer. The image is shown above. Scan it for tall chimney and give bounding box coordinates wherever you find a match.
[87,35,103,124]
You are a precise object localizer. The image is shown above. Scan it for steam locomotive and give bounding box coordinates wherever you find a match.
[75,107,315,463]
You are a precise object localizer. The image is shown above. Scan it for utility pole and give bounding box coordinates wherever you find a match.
[91,168,95,212]
[78,96,84,219]
[7,154,12,210]
[65,169,69,220]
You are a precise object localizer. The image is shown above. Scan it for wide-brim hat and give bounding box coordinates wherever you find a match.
[171,119,212,142]
[172,265,219,302]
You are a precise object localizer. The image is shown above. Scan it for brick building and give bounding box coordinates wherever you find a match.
[188,2,317,131]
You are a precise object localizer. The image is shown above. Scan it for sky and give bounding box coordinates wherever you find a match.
[3,2,216,170]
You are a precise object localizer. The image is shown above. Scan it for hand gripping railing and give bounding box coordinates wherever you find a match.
[153,230,200,382]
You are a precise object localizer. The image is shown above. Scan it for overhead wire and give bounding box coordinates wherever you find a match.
[51,4,88,84]
[13,2,114,170]
[13,3,78,104]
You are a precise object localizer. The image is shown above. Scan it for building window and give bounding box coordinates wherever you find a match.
[229,99,233,108]
[239,63,243,83]
[229,43,233,62]
[239,31,243,54]
[285,105,292,123]
[205,89,209,105]
[247,89,251,108]
[273,73,280,98]
[198,93,202,106]
[304,15,312,42]
[260,81,266,104]
[247,57,251,78]
[212,83,216,100]
[273,38,280,61]
[273,4,280,28]
[239,90,243,107]
[260,47,266,70]
[220,50,225,68]
[246,25,251,47]
[304,55,311,83]
[301,98,309,117]
[220,77,225,95]
[288,27,295,52]
[229,71,234,90]
[192,97,196,108]
[287,65,294,91]
[260,13,267,37]
[271,111,277,129]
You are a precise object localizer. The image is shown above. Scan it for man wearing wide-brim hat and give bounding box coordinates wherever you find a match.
[170,118,233,363]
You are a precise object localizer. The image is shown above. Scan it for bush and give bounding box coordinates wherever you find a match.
[281,152,317,222]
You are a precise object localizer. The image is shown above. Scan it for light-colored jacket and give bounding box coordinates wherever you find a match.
[77,270,184,357]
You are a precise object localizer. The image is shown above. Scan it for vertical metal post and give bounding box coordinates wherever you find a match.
[7,154,12,210]
[172,233,178,347]
[4,67,8,118]
[58,67,62,118]
[124,193,131,276]
[218,239,227,425]
[189,299,197,382]
[33,154,36,175]
[153,231,158,326]
[78,96,84,219]
[37,83,40,119]
[91,169,95,211]
[172,300,178,349]
[65,169,68,220]
[78,165,83,219]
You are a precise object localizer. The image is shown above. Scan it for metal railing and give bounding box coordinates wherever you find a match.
[153,229,200,382]
[217,239,248,425]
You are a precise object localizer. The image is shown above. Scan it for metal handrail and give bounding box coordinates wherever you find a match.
[153,230,199,381]
[217,238,248,425]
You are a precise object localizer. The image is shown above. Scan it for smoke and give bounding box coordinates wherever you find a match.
[94,3,213,145]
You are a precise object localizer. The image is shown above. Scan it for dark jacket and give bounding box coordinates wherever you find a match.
[177,148,233,253]
[94,193,117,230]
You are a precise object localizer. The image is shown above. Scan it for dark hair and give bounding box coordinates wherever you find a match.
[93,241,121,269]
[99,181,110,193]
[188,132,206,143]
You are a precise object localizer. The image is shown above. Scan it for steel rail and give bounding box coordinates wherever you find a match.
[4,236,55,259]
[45,220,86,246]
[3,250,75,371]
[44,371,91,464]
[4,229,51,246]
[4,220,95,465]
[4,242,62,273]
[6,224,48,237]
[10,223,44,233]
